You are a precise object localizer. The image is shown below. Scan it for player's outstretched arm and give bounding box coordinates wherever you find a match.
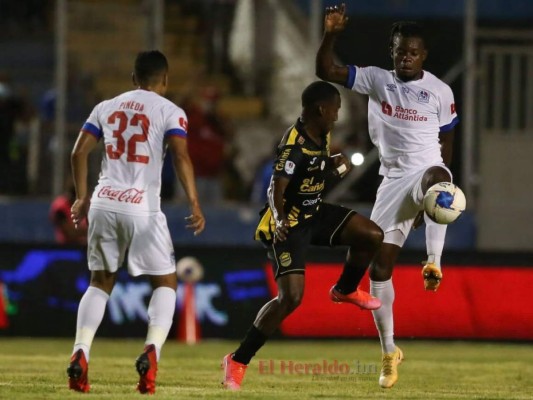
[70,131,98,228]
[315,3,350,86]
[167,135,205,236]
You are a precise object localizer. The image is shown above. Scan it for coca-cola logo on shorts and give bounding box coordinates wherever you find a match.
[97,186,145,204]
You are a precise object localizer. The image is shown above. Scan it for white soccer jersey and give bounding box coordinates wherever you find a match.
[81,89,188,215]
[346,66,459,177]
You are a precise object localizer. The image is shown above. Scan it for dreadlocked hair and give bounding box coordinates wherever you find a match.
[389,21,426,48]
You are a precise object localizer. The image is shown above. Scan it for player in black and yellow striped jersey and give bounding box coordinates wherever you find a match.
[254,117,330,244]
[222,81,385,390]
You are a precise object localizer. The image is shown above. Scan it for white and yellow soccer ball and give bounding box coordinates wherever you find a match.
[423,182,466,224]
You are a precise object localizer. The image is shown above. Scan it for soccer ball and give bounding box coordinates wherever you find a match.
[423,182,466,224]
[176,256,204,283]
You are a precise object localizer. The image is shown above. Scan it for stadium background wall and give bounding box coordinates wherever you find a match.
[0,244,531,341]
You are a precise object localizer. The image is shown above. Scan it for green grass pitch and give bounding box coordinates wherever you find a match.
[0,338,532,399]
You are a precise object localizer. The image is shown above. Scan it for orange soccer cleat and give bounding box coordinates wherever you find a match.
[329,286,382,310]
[221,353,247,390]
[135,344,158,394]
[422,262,443,291]
[67,349,90,393]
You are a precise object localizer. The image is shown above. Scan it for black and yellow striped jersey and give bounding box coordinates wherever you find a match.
[255,118,331,242]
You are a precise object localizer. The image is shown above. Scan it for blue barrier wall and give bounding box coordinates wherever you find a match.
[0,199,476,249]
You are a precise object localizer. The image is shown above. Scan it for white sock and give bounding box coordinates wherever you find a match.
[145,287,177,361]
[424,213,447,269]
[73,286,109,361]
[370,279,396,354]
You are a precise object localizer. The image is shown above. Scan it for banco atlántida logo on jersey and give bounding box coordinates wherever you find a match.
[381,101,428,122]
[299,177,325,194]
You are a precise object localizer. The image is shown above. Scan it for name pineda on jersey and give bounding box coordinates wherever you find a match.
[97,186,145,204]
[119,101,145,112]
[381,101,428,122]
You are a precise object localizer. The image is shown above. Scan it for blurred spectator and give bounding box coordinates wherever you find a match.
[181,87,241,203]
[39,60,93,135]
[250,146,276,206]
[38,60,95,194]
[10,93,36,195]
[250,159,272,206]
[0,76,30,194]
[49,180,87,245]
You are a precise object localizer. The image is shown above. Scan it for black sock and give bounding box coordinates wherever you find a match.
[335,263,367,295]
[232,325,268,365]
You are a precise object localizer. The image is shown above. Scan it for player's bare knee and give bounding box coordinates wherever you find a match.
[278,290,303,313]
[90,270,116,294]
[370,227,384,251]
[424,166,452,190]
[369,261,393,281]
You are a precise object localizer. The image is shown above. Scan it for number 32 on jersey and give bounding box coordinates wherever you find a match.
[106,111,150,164]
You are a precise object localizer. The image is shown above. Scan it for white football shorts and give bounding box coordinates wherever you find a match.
[87,208,176,276]
[370,164,452,247]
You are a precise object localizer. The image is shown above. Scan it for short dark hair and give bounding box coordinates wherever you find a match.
[134,50,168,84]
[389,21,425,48]
[301,81,340,108]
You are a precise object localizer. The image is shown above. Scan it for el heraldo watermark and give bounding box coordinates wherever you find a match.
[258,359,378,378]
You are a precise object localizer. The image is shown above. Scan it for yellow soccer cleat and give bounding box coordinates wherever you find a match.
[422,262,443,291]
[379,346,404,389]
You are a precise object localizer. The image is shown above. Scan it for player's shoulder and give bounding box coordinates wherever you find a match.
[147,93,185,115]
[423,71,453,92]
[280,121,305,148]
[356,65,389,77]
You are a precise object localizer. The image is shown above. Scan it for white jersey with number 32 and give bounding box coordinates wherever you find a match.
[346,66,459,178]
[81,89,188,216]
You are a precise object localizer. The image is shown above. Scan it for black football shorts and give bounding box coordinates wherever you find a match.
[266,203,356,279]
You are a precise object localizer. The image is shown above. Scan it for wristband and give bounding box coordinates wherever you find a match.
[336,164,347,175]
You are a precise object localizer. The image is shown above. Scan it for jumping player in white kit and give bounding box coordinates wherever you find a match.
[67,50,205,394]
[316,4,459,389]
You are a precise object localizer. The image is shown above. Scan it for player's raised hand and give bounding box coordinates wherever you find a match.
[185,205,205,236]
[324,3,348,34]
[71,198,89,229]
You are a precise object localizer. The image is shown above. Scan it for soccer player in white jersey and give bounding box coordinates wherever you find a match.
[316,4,459,389]
[67,50,205,394]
